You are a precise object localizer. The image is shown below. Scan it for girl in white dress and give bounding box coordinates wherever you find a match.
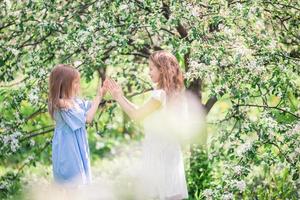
[105,50,188,200]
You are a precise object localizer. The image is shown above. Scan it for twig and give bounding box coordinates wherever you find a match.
[236,104,300,119]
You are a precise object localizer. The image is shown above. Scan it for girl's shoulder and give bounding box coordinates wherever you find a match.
[57,99,73,110]
[151,89,166,103]
[74,97,91,112]
[55,98,81,112]
[74,97,90,105]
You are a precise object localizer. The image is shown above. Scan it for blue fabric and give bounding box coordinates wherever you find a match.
[52,98,92,185]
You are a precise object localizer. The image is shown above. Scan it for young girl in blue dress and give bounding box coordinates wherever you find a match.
[48,64,106,185]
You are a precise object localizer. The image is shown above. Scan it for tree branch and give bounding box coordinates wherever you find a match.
[236,104,300,119]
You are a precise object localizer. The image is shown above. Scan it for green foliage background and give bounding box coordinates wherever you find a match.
[0,0,299,199]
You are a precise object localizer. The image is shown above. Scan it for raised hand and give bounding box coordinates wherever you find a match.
[104,78,123,100]
[97,82,107,97]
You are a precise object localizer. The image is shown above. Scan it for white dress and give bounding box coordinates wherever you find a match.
[138,89,188,200]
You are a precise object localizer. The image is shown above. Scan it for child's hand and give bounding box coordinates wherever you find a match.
[97,82,107,97]
[104,78,123,100]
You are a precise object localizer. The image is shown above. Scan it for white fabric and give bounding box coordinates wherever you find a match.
[139,89,188,200]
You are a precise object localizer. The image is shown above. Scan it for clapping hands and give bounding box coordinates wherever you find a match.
[103,78,124,100]
[97,82,107,97]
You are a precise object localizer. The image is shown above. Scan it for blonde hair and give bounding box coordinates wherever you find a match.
[149,50,184,98]
[48,64,80,118]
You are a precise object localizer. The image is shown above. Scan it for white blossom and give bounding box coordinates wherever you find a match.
[286,123,300,137]
[255,20,265,31]
[25,156,34,164]
[28,87,40,104]
[295,147,300,154]
[289,152,297,162]
[268,39,277,50]
[222,193,234,200]
[210,59,218,66]
[220,59,228,66]
[0,181,8,189]
[110,41,117,47]
[234,44,252,57]
[30,139,35,146]
[268,132,276,140]
[236,3,243,10]
[107,124,114,130]
[235,180,246,192]
[74,60,82,67]
[236,141,252,156]
[223,27,234,37]
[39,68,47,77]
[3,135,10,145]
[234,165,242,175]
[11,140,19,152]
[203,189,213,199]
[96,142,105,150]
[119,4,129,12]
[8,47,20,56]
[100,21,107,28]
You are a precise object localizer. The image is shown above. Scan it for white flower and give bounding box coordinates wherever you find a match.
[191,6,201,17]
[249,7,257,14]
[268,132,276,140]
[28,155,34,161]
[203,189,213,198]
[235,180,246,192]
[221,8,230,17]
[28,88,39,104]
[30,139,35,146]
[234,165,242,175]
[295,147,300,154]
[268,40,277,50]
[236,3,243,10]
[289,152,297,161]
[39,68,46,77]
[286,123,300,137]
[12,131,22,138]
[3,135,10,145]
[218,24,225,30]
[223,27,233,37]
[119,4,129,11]
[107,124,114,130]
[235,45,252,57]
[236,141,252,156]
[190,60,200,69]
[220,59,228,66]
[9,48,20,56]
[110,41,117,47]
[0,181,7,189]
[255,20,265,30]
[111,28,117,33]
[25,156,34,164]
[11,141,19,152]
[96,142,105,150]
[210,59,218,66]
[74,60,82,67]
[222,193,234,200]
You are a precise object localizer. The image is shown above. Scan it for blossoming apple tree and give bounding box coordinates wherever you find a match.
[0,0,299,199]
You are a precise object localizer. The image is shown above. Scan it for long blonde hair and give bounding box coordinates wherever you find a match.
[48,64,80,118]
[149,50,184,98]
